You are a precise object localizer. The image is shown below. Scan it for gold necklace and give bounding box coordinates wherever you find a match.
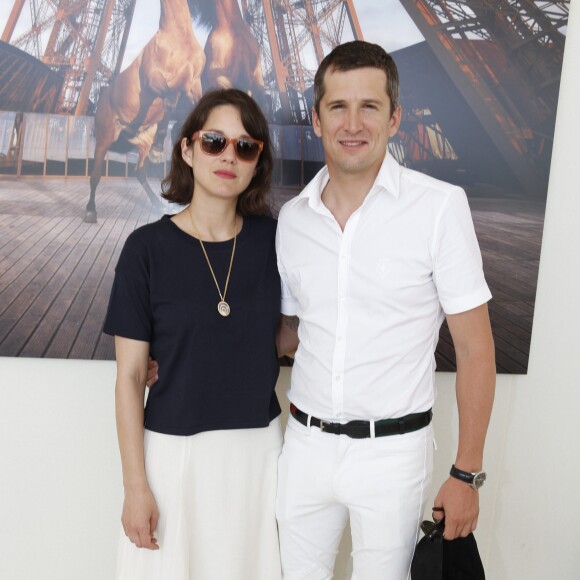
[188,210,237,317]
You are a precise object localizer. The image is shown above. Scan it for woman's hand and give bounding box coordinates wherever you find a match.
[121,486,160,550]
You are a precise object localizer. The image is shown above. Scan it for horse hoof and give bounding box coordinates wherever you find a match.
[84,210,97,223]
[148,146,164,164]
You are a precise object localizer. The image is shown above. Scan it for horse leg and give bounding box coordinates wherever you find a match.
[150,95,178,162]
[86,138,112,223]
[132,128,164,212]
[136,159,164,212]
[248,52,270,118]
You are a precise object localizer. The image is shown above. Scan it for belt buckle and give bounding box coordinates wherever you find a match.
[319,420,327,432]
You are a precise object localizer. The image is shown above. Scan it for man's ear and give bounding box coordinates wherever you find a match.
[388,105,402,138]
[312,106,322,138]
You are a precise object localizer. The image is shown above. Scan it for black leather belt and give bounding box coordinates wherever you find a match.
[290,404,432,439]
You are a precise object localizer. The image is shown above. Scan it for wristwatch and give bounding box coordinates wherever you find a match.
[449,464,487,490]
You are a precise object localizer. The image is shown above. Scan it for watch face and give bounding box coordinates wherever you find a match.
[473,472,487,489]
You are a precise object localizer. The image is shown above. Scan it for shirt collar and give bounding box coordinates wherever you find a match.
[299,151,401,212]
[374,151,401,200]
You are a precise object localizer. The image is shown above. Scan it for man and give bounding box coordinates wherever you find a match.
[275,40,495,580]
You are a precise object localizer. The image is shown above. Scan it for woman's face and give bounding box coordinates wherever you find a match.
[181,104,260,205]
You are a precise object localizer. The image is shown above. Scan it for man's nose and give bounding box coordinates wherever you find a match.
[344,109,362,132]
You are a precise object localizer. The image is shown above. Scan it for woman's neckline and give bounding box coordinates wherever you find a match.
[164,213,249,246]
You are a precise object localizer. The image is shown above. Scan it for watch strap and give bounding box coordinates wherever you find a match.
[449,464,475,484]
[449,464,486,490]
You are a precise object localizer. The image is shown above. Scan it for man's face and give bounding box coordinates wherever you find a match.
[312,67,401,181]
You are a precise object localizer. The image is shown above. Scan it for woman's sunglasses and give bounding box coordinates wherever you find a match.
[191,130,263,162]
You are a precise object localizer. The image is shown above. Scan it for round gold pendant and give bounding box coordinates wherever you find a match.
[217,301,230,317]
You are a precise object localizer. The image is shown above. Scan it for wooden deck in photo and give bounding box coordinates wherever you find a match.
[0,177,544,373]
[441,197,544,373]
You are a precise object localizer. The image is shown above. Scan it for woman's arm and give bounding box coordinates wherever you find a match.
[115,336,159,550]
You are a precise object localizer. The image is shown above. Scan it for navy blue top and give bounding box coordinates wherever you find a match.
[104,214,281,436]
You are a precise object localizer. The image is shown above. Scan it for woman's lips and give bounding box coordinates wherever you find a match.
[214,170,236,179]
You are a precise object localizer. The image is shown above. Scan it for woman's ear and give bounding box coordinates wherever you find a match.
[181,138,193,167]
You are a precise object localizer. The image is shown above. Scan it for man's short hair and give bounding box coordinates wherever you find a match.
[313,40,400,117]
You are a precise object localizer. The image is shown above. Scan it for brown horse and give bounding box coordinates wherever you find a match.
[189,0,267,112]
[86,0,205,223]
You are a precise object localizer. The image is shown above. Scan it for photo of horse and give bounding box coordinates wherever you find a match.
[0,0,570,371]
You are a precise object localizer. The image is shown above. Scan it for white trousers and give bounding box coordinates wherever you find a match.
[116,417,283,580]
[276,416,434,580]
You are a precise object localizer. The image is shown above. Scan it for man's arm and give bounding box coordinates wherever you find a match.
[433,303,495,539]
[146,357,158,387]
[276,315,300,358]
[147,315,301,384]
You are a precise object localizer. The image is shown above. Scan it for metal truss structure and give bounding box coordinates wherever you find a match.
[395,107,458,164]
[2,0,137,114]
[241,0,363,124]
[2,0,362,123]
[1,0,569,192]
[399,0,569,195]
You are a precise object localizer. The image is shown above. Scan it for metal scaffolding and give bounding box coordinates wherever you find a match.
[399,0,569,195]
[2,0,137,115]
[1,0,568,194]
[242,0,363,124]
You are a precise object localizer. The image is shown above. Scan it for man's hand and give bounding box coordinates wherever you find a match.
[121,486,160,550]
[276,315,300,357]
[432,476,479,540]
[146,357,158,388]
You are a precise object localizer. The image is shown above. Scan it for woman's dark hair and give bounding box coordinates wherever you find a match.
[313,41,400,117]
[161,89,273,216]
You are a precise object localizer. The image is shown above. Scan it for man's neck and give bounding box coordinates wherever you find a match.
[321,169,378,231]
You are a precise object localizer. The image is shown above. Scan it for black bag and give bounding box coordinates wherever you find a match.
[411,518,485,580]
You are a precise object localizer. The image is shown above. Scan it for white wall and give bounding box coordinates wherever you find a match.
[1,5,579,578]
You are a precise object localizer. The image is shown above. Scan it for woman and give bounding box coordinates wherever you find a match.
[104,89,282,579]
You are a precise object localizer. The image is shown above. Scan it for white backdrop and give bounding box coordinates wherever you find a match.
[1,3,579,577]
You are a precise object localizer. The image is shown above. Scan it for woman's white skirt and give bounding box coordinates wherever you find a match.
[116,417,283,580]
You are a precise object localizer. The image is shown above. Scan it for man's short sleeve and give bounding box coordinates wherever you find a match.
[433,188,492,315]
[275,219,299,316]
[103,234,153,341]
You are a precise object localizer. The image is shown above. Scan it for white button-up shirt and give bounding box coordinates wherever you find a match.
[276,153,491,421]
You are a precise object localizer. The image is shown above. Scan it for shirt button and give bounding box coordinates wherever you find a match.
[335,375,341,381]
[337,412,344,419]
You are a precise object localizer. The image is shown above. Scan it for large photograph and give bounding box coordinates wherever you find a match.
[0,0,570,372]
